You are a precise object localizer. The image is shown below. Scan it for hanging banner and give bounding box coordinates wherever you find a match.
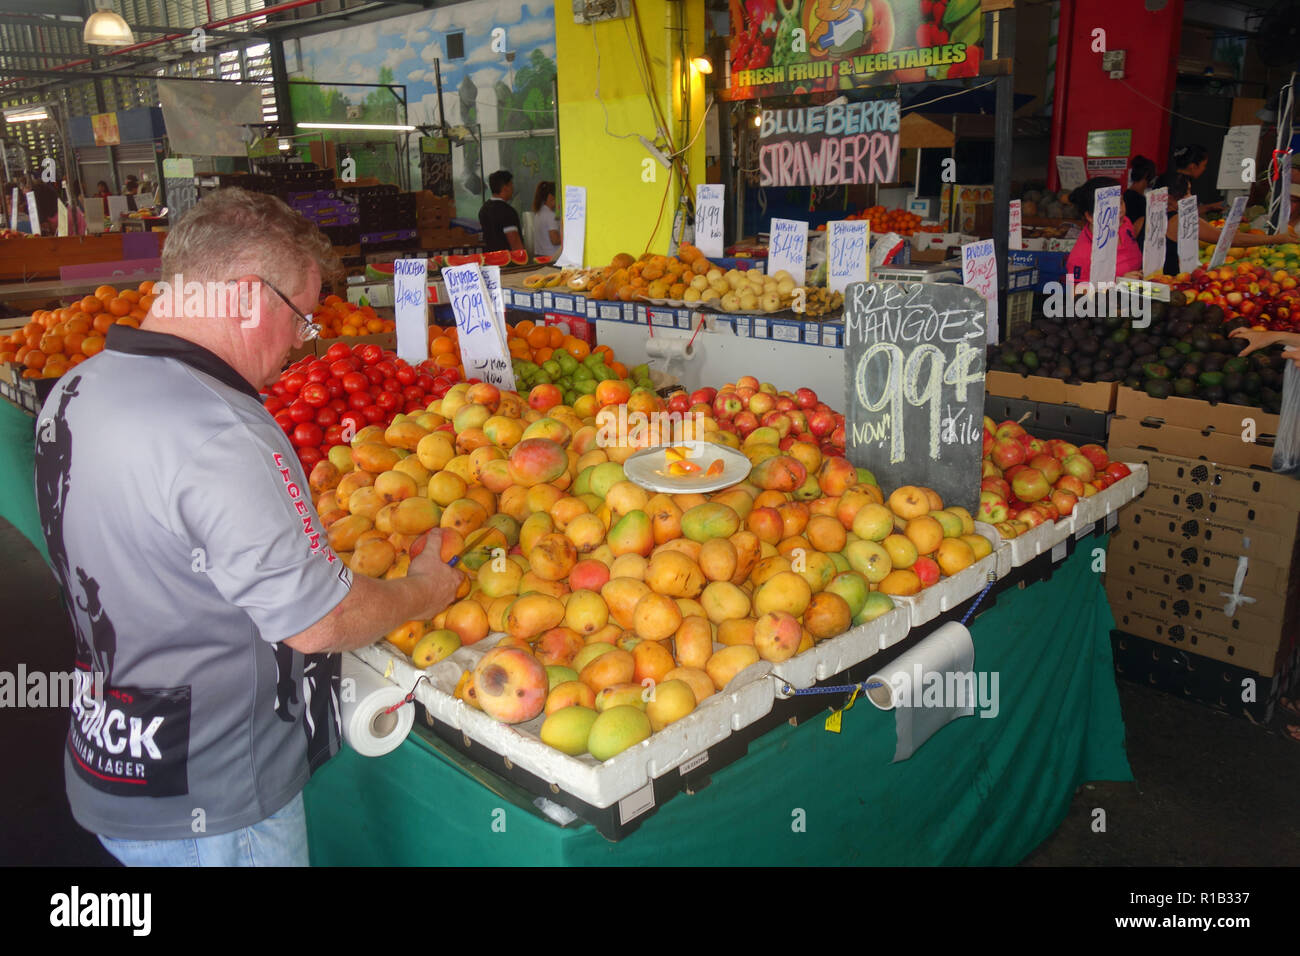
[726,0,985,100]
[758,99,900,187]
[91,112,120,147]
[158,80,265,157]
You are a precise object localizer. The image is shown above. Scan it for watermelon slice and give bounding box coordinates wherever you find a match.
[445,253,482,266]
[428,255,443,270]
[365,261,396,282]
[534,255,553,265]
[483,250,511,267]
[508,249,529,266]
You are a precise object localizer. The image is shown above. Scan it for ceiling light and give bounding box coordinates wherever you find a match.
[298,122,416,132]
[691,56,713,75]
[83,7,135,47]
[5,107,48,123]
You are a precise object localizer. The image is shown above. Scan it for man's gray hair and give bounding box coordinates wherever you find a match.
[161,186,341,292]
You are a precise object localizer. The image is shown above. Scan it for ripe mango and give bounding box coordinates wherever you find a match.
[601,577,651,629]
[645,550,706,598]
[700,580,751,623]
[753,570,813,618]
[645,679,696,731]
[705,645,760,691]
[586,705,652,761]
[504,593,566,640]
[681,502,740,542]
[540,704,599,755]
[608,509,654,557]
[749,455,808,492]
[473,646,548,724]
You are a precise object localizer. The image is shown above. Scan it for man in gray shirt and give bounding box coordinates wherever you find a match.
[34,188,461,866]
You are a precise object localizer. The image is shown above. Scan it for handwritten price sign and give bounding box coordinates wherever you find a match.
[827,219,869,294]
[442,263,515,390]
[1009,199,1023,251]
[392,257,429,364]
[557,185,586,267]
[1143,187,1168,278]
[695,184,724,258]
[1089,184,1122,285]
[960,238,999,345]
[767,218,808,286]
[1208,195,1248,269]
[1177,195,1200,275]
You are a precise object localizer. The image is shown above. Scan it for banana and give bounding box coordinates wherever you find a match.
[942,0,981,30]
[950,11,983,48]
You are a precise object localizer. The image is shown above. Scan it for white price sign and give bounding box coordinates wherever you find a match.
[827,219,869,294]
[961,238,999,345]
[1142,186,1168,278]
[479,265,512,356]
[9,188,17,231]
[1216,125,1262,191]
[1008,199,1022,251]
[557,185,586,268]
[767,217,808,286]
[442,263,516,390]
[25,191,40,236]
[1089,184,1122,285]
[695,184,724,259]
[393,257,429,364]
[1056,155,1086,191]
[1208,195,1248,269]
[1177,195,1200,275]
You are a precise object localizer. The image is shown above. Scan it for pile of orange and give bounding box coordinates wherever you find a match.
[505,320,628,375]
[314,295,397,339]
[427,324,463,377]
[0,281,154,379]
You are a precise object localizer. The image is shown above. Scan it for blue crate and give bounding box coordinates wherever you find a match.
[1008,250,1066,291]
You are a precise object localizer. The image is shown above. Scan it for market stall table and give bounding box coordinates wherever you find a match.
[303,540,1131,865]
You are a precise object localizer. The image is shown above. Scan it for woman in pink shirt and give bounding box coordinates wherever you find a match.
[1063,177,1144,283]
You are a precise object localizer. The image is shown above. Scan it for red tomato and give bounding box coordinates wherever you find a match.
[325,379,344,400]
[264,396,285,415]
[306,362,330,384]
[439,367,461,384]
[323,424,344,447]
[382,377,403,394]
[300,382,329,407]
[270,381,287,397]
[358,344,383,365]
[287,400,315,424]
[347,391,371,411]
[328,397,348,414]
[341,371,369,393]
[374,390,399,412]
[338,411,365,435]
[415,373,435,391]
[402,385,425,404]
[315,406,338,428]
[282,371,306,394]
[395,366,416,386]
[403,402,424,414]
[292,422,323,448]
[274,410,295,434]
[364,366,386,385]
[374,360,397,379]
[329,359,356,378]
[361,404,386,424]
[324,342,351,363]
[297,446,323,470]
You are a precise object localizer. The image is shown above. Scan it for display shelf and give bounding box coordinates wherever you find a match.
[768,604,912,692]
[891,526,1010,628]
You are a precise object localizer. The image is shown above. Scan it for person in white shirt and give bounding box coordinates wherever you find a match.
[532,181,561,258]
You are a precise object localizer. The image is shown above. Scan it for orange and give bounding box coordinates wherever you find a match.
[609,360,628,378]
[138,294,155,310]
[526,326,549,349]
[80,296,103,314]
[533,347,553,363]
[65,316,91,335]
[323,294,342,307]
[515,319,535,337]
[365,317,385,333]
[14,346,30,364]
[592,344,613,362]
[23,349,46,370]
[69,354,87,366]
[137,280,155,295]
[564,337,590,360]
[108,297,131,316]
[128,308,147,320]
[24,332,41,350]
[22,320,41,338]
[63,332,86,354]
[118,289,140,304]
[94,285,117,299]
[547,327,564,348]
[92,313,115,335]
[115,316,140,328]
[39,333,63,355]
[434,353,458,369]
[81,335,105,356]
[382,320,395,332]
[431,336,456,356]
[0,350,14,364]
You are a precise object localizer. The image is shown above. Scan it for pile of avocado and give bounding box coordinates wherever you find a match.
[987,296,1286,415]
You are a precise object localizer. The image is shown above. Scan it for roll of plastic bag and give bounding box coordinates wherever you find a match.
[1271,360,1300,475]
[865,621,977,762]
[340,652,414,758]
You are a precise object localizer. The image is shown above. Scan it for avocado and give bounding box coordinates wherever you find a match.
[1228,392,1253,407]
[1144,362,1172,380]
[1180,363,1201,379]
[1198,371,1225,387]
[1244,372,1262,394]
[1222,372,1243,393]
[1203,353,1226,373]
[1124,375,1143,389]
[1200,384,1226,404]
[1174,340,1193,354]
[1204,305,1224,324]
[1110,326,1131,344]
[1174,377,1196,396]
[1145,380,1174,399]
[1023,350,1040,370]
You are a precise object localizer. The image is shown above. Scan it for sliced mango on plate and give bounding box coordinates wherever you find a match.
[705,459,725,476]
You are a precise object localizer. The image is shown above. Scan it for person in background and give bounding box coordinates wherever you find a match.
[1157,172,1289,276]
[1124,155,1157,246]
[1064,178,1143,283]
[1173,144,1222,216]
[477,169,523,253]
[531,180,561,258]
[124,175,139,213]
[94,180,111,218]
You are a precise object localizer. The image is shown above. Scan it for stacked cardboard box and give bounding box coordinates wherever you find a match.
[1105,447,1300,684]
[1107,386,1280,469]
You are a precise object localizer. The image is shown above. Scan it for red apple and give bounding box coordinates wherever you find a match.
[1004,464,1028,482]
[760,411,791,437]
[1011,467,1051,503]
[978,492,1008,524]
[778,434,797,451]
[795,387,818,409]
[1028,453,1063,485]
[991,438,1027,469]
[714,392,743,419]
[733,411,759,437]
[735,386,757,403]
[1078,443,1109,471]
[690,387,716,406]
[1062,454,1096,482]
[1054,474,1086,497]
[1047,440,1079,460]
[1050,489,1078,516]
[736,375,759,390]
[1017,506,1047,529]
[913,556,942,588]
[689,402,712,417]
[995,420,1026,441]
[775,396,795,412]
[1103,462,1131,482]
[808,411,836,438]
[666,392,691,414]
[981,476,1011,499]
[748,392,776,416]
[786,410,808,434]
[982,430,995,456]
[981,460,1002,479]
[830,424,846,446]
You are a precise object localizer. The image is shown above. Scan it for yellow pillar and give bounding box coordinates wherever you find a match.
[555,0,709,266]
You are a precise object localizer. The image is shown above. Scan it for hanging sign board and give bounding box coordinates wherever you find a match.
[842,281,987,514]
[758,100,900,187]
[1089,184,1123,286]
[827,219,870,294]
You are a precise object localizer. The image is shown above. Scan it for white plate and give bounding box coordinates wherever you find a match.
[623,441,752,494]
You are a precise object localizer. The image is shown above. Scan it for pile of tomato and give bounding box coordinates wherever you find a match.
[263,342,461,469]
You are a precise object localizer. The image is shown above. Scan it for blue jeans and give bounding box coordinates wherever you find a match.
[97,792,309,867]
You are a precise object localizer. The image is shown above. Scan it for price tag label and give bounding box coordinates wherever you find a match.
[768,217,808,285]
[557,185,586,267]
[1208,195,1248,268]
[752,317,768,338]
[961,238,999,345]
[25,191,41,236]
[442,263,516,390]
[772,322,800,342]
[1177,195,1200,275]
[1143,187,1168,278]
[1008,200,1023,251]
[9,188,17,231]
[695,184,724,259]
[827,219,869,294]
[1090,184,1122,285]
[393,257,429,364]
[1056,155,1086,191]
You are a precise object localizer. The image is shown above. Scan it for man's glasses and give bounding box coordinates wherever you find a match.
[258,276,321,342]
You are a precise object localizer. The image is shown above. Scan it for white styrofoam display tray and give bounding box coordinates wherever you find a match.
[1069,463,1149,530]
[769,604,912,693]
[353,636,775,811]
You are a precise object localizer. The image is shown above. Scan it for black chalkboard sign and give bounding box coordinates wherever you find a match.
[165,177,198,224]
[420,137,454,196]
[842,281,987,514]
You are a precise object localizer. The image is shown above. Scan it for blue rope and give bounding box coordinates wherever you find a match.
[780,577,997,698]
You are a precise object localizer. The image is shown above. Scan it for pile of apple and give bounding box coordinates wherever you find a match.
[978,417,1131,539]
[303,379,995,762]
[1163,262,1300,333]
[670,379,847,459]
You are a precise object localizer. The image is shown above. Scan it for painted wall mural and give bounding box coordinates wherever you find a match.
[293,0,557,223]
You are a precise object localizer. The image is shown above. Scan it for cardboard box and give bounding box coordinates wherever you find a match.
[1107,526,1294,593]
[1114,386,1279,440]
[984,370,1118,411]
[1106,544,1293,624]
[1118,502,1300,570]
[1107,416,1276,469]
[1107,446,1297,506]
[1141,480,1299,529]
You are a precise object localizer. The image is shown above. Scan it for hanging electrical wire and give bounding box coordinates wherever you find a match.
[592,24,641,141]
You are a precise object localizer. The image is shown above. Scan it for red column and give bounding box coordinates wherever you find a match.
[1050,0,1185,190]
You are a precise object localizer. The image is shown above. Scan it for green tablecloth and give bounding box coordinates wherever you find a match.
[0,398,46,563]
[305,541,1132,865]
